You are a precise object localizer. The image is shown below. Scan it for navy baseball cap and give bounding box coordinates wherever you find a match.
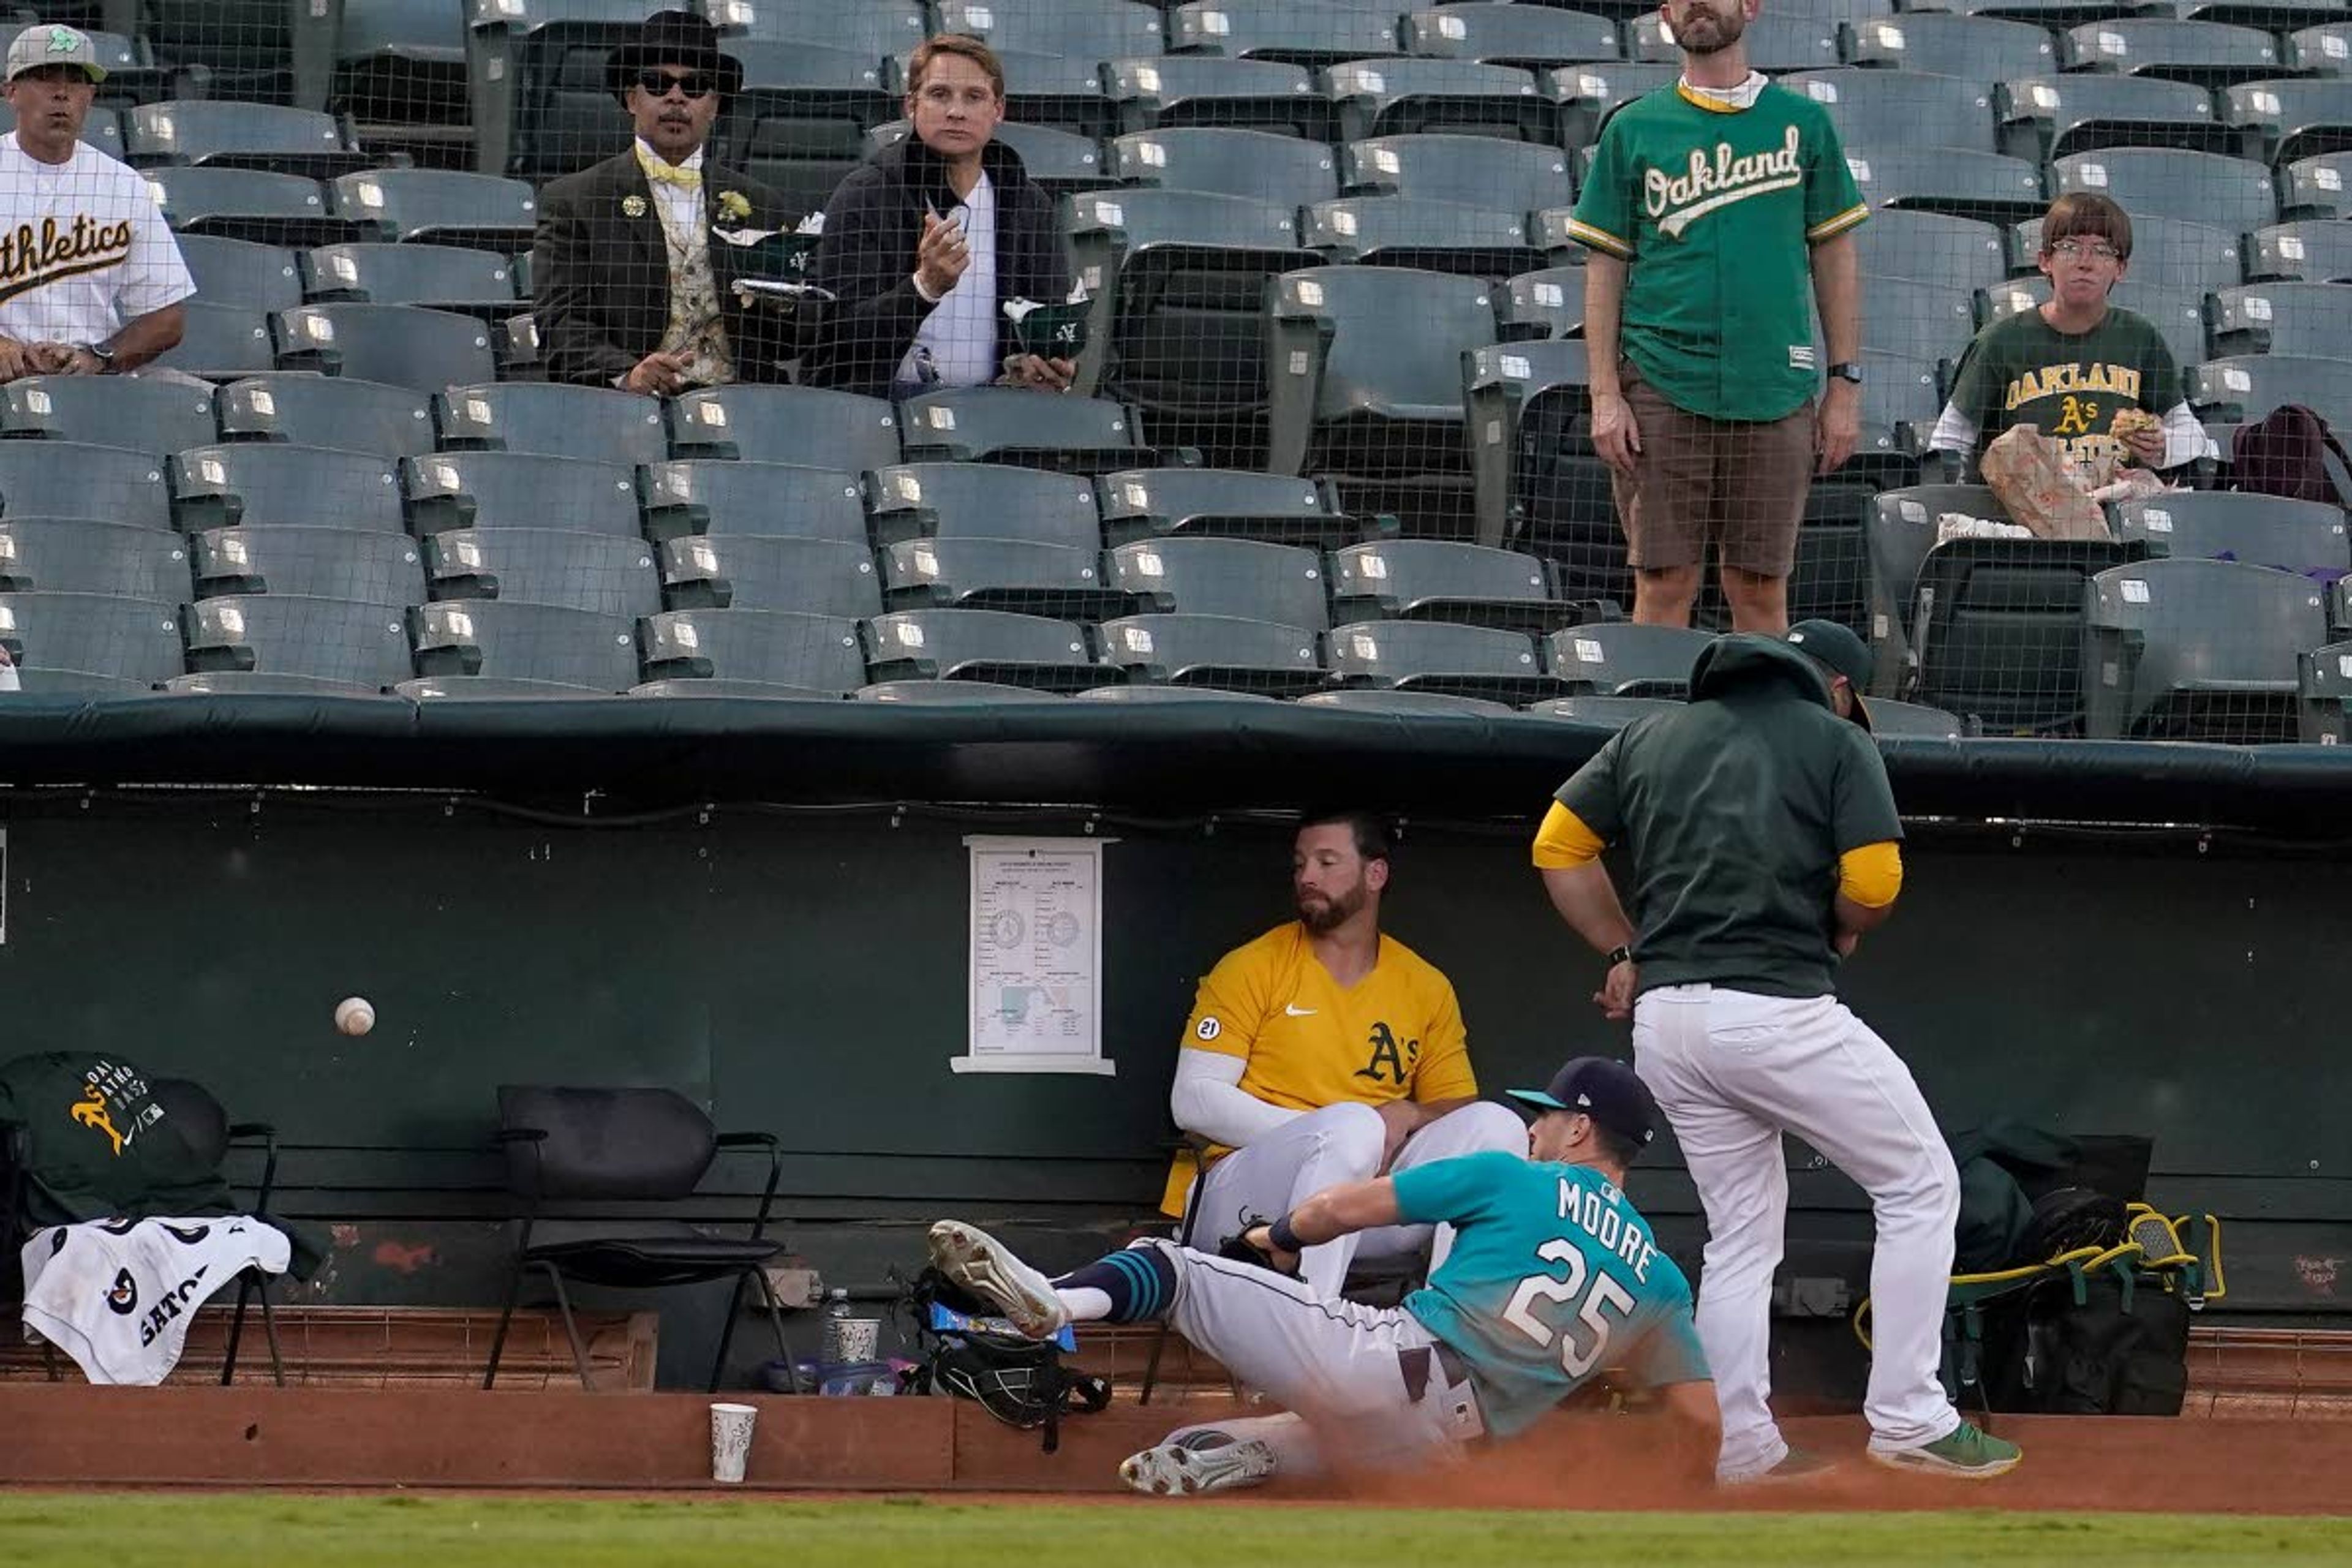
[1505,1057,1658,1147]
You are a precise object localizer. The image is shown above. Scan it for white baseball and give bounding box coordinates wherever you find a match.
[334,997,375,1037]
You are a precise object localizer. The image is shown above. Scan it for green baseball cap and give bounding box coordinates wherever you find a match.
[1786,619,1874,733]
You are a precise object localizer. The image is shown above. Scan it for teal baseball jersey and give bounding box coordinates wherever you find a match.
[1569,83,1867,423]
[1392,1150,1706,1438]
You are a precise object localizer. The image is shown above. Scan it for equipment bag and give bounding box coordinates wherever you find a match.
[895,1265,1109,1454]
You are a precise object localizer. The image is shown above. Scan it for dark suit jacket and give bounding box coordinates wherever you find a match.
[803,134,1070,398]
[532,147,799,388]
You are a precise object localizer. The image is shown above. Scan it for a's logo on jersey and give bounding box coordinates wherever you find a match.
[105,1267,138,1315]
[1645,124,1803,238]
[1352,1021,1419,1085]
[1194,1017,1221,1042]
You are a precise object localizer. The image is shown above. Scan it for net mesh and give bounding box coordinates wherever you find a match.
[0,0,2340,731]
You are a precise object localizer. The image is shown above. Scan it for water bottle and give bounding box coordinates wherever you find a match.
[820,1287,852,1365]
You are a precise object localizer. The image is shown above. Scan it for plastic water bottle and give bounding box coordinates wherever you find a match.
[820,1287,852,1364]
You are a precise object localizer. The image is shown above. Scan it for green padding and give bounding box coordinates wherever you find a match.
[0,694,2348,833]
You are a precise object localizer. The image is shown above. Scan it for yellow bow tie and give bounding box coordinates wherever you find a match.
[635,146,702,190]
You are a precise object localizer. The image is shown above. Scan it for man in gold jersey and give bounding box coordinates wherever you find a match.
[1167,810,1526,1300]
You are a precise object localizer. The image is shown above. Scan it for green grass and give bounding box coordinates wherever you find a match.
[1,1496,2346,1568]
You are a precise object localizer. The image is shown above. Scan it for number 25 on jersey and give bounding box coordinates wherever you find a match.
[1502,1240,1635,1378]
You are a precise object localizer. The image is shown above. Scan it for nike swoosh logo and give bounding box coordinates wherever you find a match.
[1285,1005,1317,1017]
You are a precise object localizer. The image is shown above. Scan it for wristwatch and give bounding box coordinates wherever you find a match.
[1605,944,1632,968]
[78,342,116,374]
[1826,361,1863,385]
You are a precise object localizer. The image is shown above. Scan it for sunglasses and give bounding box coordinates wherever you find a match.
[635,69,716,99]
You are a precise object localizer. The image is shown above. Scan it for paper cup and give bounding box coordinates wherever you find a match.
[709,1401,758,1484]
[834,1317,880,1363]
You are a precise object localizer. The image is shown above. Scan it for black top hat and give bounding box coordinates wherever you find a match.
[608,10,742,103]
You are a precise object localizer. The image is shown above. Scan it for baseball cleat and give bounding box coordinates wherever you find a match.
[1722,1447,1842,1487]
[926,1220,1068,1340]
[1867,1422,2022,1479]
[1120,1429,1280,1497]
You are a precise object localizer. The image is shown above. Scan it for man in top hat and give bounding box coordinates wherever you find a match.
[0,23,190,380]
[531,10,798,393]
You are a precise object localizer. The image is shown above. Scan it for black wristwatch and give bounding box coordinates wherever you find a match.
[78,342,116,374]
[1826,361,1863,385]
[1606,944,1632,968]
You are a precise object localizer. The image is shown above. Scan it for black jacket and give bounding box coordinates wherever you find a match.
[532,147,798,388]
[804,133,1070,398]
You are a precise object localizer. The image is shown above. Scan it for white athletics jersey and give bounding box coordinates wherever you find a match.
[0,132,194,346]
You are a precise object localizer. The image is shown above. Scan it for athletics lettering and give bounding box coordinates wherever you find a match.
[0,214,135,287]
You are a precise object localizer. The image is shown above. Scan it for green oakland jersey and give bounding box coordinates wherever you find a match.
[1393,1151,1706,1438]
[1945,306,2181,477]
[1569,83,1866,422]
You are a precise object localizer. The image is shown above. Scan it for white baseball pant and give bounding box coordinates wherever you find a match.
[1633,983,1961,1481]
[1187,1101,1529,1300]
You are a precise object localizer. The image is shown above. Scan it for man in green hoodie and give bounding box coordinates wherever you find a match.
[1529,620,2020,1485]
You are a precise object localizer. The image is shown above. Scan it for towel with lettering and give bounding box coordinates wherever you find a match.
[20,1214,290,1384]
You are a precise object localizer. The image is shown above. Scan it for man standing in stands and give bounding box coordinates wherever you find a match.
[1570,0,1866,635]
[0,24,189,380]
[805,35,1074,399]
[532,10,797,393]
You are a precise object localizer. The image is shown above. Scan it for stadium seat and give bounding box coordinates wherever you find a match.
[162,671,398,697]
[858,679,1062,704]
[1863,698,1967,739]
[334,0,470,143]
[273,304,497,393]
[1860,275,1978,366]
[1077,684,1276,704]
[1842,13,2055,83]
[1302,197,1544,279]
[148,0,295,99]
[1498,265,1584,342]
[145,167,360,249]
[1264,266,1498,515]
[189,526,424,605]
[1,376,217,458]
[182,594,415,688]
[718,42,895,208]
[408,599,641,690]
[895,390,1148,474]
[401,453,639,537]
[2191,355,2352,435]
[2082,557,2326,743]
[431,383,666,467]
[0,443,170,529]
[1296,688,1513,716]
[213,375,437,458]
[0,591,181,689]
[172,444,407,533]
[463,0,649,181]
[1876,486,2008,669]
[865,119,1112,198]
[1855,350,1945,471]
[2280,152,2352,221]
[1330,540,1578,632]
[1545,622,1713,698]
[1629,12,1838,72]
[1785,483,1880,638]
[1166,1,1402,64]
[1400,6,1623,71]
[1101,56,1332,139]
[2285,23,2352,78]
[715,0,926,54]
[0,520,190,599]
[1850,210,2011,293]
[1994,75,2226,164]
[2247,219,2352,283]
[177,235,305,314]
[1523,693,1681,728]
[1109,126,1341,205]
[1341,134,1572,209]
[2111,492,2350,578]
[638,608,868,694]
[932,0,1166,61]
[145,303,278,382]
[328,169,538,252]
[658,535,882,616]
[301,244,519,318]
[1104,537,1329,628]
[2208,282,2352,359]
[1326,617,1560,702]
[2050,148,2277,235]
[1844,145,2046,224]
[1461,338,1592,551]
[1063,189,1321,422]
[1096,467,1355,548]
[1785,70,1997,156]
[2223,80,2352,166]
[865,463,1104,549]
[2298,639,2352,744]
[1904,537,2131,735]
[668,385,900,469]
[125,102,371,180]
[1542,62,1679,152]
[1324,60,1551,142]
[2009,213,2242,296]
[1977,277,2206,374]
[861,608,1114,691]
[879,538,1131,619]
[421,527,658,617]
[1094,611,1325,693]
[638,461,870,546]
[2056,20,2283,89]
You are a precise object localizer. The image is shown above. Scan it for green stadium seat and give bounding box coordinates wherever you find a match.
[178,235,305,314]
[0,443,170,529]
[1327,617,1560,702]
[859,679,1062,704]
[1296,687,1513,715]
[2207,282,2352,359]
[1101,56,1332,139]
[879,538,1130,618]
[124,101,371,180]
[2009,211,2242,296]
[2285,23,2352,78]
[1400,6,1623,72]
[335,0,470,134]
[2056,19,2283,89]
[190,526,424,605]
[638,461,870,546]
[2297,639,2352,743]
[1463,337,1591,548]
[866,462,1103,549]
[463,0,647,181]
[2192,355,2352,435]
[1996,75,2225,165]
[214,376,436,458]
[1096,467,1355,548]
[273,304,496,392]
[2246,220,2352,283]
[1094,611,1325,693]
[431,383,666,467]
[400,452,639,537]
[421,527,658,617]
[1845,145,2047,224]
[1324,60,1551,142]
[895,390,1148,475]
[1,376,217,457]
[147,303,278,383]
[0,520,189,598]
[1523,693,1683,727]
[632,676,846,700]
[1076,684,1276,704]
[1498,265,1584,342]
[1849,210,2010,294]
[172,443,407,532]
[1330,540,1578,632]
[658,535,881,616]
[1541,62,1678,152]
[2222,79,2352,166]
[147,168,361,249]
[0,591,181,688]
[713,0,925,55]
[1786,69,1997,156]
[639,608,867,692]
[2279,151,2352,221]
[1544,622,1713,698]
[1166,1,1402,65]
[668,385,900,469]
[329,169,538,251]
[1341,134,1572,208]
[183,593,413,687]
[2051,148,2277,235]
[861,608,1113,690]
[2111,492,2350,578]
[1109,126,1341,205]
[409,598,639,688]
[1302,197,1545,279]
[1104,537,1329,628]
[301,244,519,318]
[2082,557,2327,742]
[162,671,398,697]
[1860,275,1977,366]
[1866,484,2011,696]
[1841,13,2056,82]
[1906,537,2131,735]
[932,0,1166,61]
[1864,698,1967,739]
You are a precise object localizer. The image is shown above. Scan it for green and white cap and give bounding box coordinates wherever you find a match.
[6,24,107,85]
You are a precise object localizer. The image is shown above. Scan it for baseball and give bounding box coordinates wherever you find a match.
[334,997,375,1037]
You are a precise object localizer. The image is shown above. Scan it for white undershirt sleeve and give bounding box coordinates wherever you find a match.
[1928,400,1980,456]
[2159,401,2212,469]
[1169,1047,1305,1148]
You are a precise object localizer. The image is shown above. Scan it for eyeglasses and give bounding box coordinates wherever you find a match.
[2047,238,2121,262]
[635,69,715,100]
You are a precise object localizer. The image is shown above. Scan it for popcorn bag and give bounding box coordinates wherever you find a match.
[1978,424,2113,543]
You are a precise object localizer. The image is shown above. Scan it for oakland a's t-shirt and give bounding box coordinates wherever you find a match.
[1943,306,2180,478]
[0,134,194,346]
[1569,82,1866,423]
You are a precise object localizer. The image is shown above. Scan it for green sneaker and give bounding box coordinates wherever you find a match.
[1868,1422,2022,1479]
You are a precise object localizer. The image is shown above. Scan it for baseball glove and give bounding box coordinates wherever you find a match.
[1216,1217,1300,1278]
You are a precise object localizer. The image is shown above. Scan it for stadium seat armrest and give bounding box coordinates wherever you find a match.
[713,1131,779,1148]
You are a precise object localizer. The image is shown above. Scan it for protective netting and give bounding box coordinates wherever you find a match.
[0,0,2343,736]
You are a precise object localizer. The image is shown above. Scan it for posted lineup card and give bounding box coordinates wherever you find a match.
[954,835,1116,1076]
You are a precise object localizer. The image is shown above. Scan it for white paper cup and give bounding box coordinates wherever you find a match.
[835,1317,881,1363]
[709,1401,758,1484]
